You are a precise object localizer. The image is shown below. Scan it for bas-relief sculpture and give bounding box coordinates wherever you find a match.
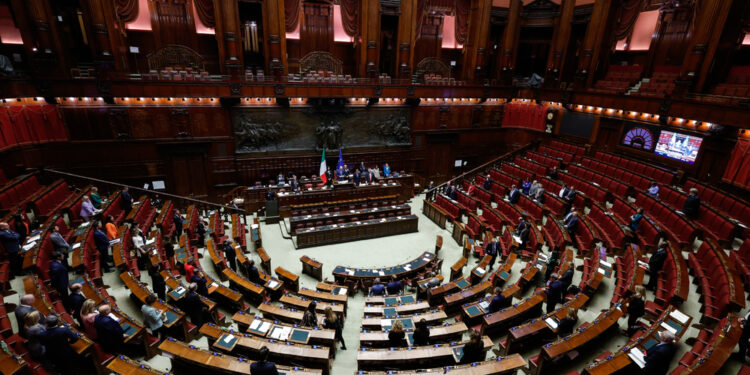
[232,107,412,153]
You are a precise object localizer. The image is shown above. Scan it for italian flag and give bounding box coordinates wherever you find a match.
[319,149,327,184]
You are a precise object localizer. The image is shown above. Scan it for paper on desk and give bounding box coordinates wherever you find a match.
[223,334,234,343]
[599,260,612,268]
[597,268,606,275]
[404,265,411,271]
[259,322,271,333]
[250,319,261,330]
[545,317,559,329]
[670,309,690,324]
[479,301,490,310]
[475,267,485,274]
[27,234,41,243]
[379,271,385,276]
[660,322,677,335]
[146,238,156,245]
[22,242,37,251]
[267,280,279,288]
[175,286,185,294]
[536,264,544,271]
[346,269,354,276]
[380,319,391,327]
[628,348,646,368]
[108,313,120,322]
[337,288,347,295]
[512,235,522,244]
[72,243,81,250]
[79,222,91,228]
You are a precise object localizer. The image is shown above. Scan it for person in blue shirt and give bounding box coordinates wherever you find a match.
[251,346,279,375]
[0,222,21,276]
[370,278,385,296]
[383,163,391,177]
[647,182,659,198]
[521,179,532,195]
[93,222,111,273]
[488,287,509,313]
[386,277,402,295]
[564,211,579,235]
[42,314,79,374]
[630,208,644,232]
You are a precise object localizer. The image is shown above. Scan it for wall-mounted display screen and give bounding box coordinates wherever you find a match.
[621,124,656,151]
[654,130,703,164]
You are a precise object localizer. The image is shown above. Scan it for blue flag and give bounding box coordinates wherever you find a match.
[337,148,345,170]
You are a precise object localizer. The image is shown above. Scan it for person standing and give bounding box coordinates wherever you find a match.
[80,196,98,222]
[79,300,98,339]
[130,227,147,270]
[488,287,509,313]
[104,215,118,241]
[172,210,183,241]
[49,252,69,307]
[15,294,41,337]
[301,301,318,327]
[24,311,46,360]
[626,286,646,336]
[120,187,133,215]
[545,273,564,314]
[93,222,111,273]
[682,188,700,219]
[89,187,102,209]
[460,330,484,364]
[557,308,578,338]
[323,307,346,350]
[643,331,677,375]
[68,284,86,325]
[141,294,167,338]
[49,226,70,254]
[94,304,126,354]
[0,222,21,276]
[388,320,407,347]
[647,244,669,290]
[223,240,237,271]
[485,237,501,271]
[149,264,166,301]
[412,319,430,346]
[42,315,79,374]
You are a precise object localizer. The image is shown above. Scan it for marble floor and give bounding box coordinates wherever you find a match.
[4,193,747,374]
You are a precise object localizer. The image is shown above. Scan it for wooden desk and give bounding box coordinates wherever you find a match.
[200,323,331,372]
[359,321,468,347]
[422,200,449,229]
[450,257,468,281]
[361,310,447,329]
[21,216,53,271]
[119,272,188,338]
[356,355,526,375]
[275,266,300,292]
[222,268,266,305]
[0,342,27,375]
[299,288,347,307]
[493,253,517,287]
[333,252,436,283]
[232,311,336,346]
[290,204,410,233]
[443,280,493,309]
[460,287,518,324]
[363,301,431,317]
[300,255,323,281]
[483,291,546,335]
[533,307,624,375]
[365,294,418,306]
[256,247,271,273]
[106,355,164,375]
[69,221,94,270]
[280,294,345,315]
[315,282,348,296]
[294,215,418,249]
[503,293,590,355]
[356,336,493,370]
[159,337,322,375]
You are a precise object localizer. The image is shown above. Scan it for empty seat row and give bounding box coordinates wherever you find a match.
[455,189,479,213]
[514,157,547,177]
[487,169,517,191]
[0,174,42,212]
[612,244,638,304]
[587,203,627,253]
[479,206,504,234]
[644,244,683,317]
[31,180,74,219]
[685,178,750,229]
[500,163,534,184]
[525,151,562,169]
[573,215,598,256]
[568,165,630,199]
[730,239,750,290]
[549,140,586,156]
[542,217,569,253]
[687,241,745,324]
[538,145,577,164]
[594,151,676,184]
[470,183,492,205]
[609,196,660,249]
[435,195,460,221]
[557,172,609,204]
[672,316,740,374]
[580,157,653,190]
[635,193,697,247]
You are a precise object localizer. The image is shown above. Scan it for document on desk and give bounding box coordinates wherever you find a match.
[267,280,279,289]
[479,301,490,311]
[669,309,690,324]
[628,348,646,368]
[259,321,271,334]
[108,313,120,322]
[22,242,37,252]
[223,334,235,343]
[27,234,41,243]
[146,238,156,245]
[249,319,262,330]
[545,317,559,330]
[72,243,81,250]
[660,322,677,335]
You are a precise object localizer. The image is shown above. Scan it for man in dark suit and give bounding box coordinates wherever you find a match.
[353,169,361,186]
[181,283,207,327]
[15,294,41,337]
[647,243,669,290]
[93,222,111,273]
[0,222,21,276]
[325,167,334,187]
[95,304,126,354]
[483,174,492,190]
[559,263,574,291]
[190,270,209,297]
[223,240,237,271]
[42,315,79,374]
[737,311,750,359]
[68,283,86,325]
[149,264,166,301]
[487,287,509,313]
[514,217,528,235]
[370,278,385,296]
[443,182,453,196]
[365,169,375,184]
[564,212,579,235]
[290,175,301,192]
[508,185,520,204]
[564,186,577,204]
[517,226,530,250]
[643,331,677,375]
[386,277,402,295]
[545,273,564,314]
[682,188,700,220]
[120,186,133,214]
[251,346,279,375]
[485,237,501,270]
[173,209,184,240]
[49,252,69,307]
[247,260,261,284]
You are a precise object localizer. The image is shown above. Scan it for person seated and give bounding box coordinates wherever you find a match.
[564,186,577,204]
[630,208,644,232]
[549,166,559,180]
[369,278,385,296]
[386,277,402,295]
[557,308,578,337]
[483,174,492,190]
[534,183,545,203]
[251,346,279,375]
[521,179,532,195]
[487,287,510,313]
[247,260,261,284]
[277,173,285,186]
[388,320,407,347]
[528,180,539,197]
[647,182,659,198]
[290,175,301,193]
[643,331,677,375]
[412,319,430,346]
[508,184,520,203]
[94,304,126,355]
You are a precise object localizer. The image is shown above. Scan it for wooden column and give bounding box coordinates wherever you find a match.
[545,0,575,86]
[460,0,492,81]
[498,0,521,84]
[214,0,244,75]
[11,0,69,75]
[84,0,128,72]
[575,0,612,87]
[358,0,380,78]
[262,0,288,76]
[679,0,734,92]
[395,0,417,80]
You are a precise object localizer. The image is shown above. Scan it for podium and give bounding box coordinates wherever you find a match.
[265,199,280,224]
